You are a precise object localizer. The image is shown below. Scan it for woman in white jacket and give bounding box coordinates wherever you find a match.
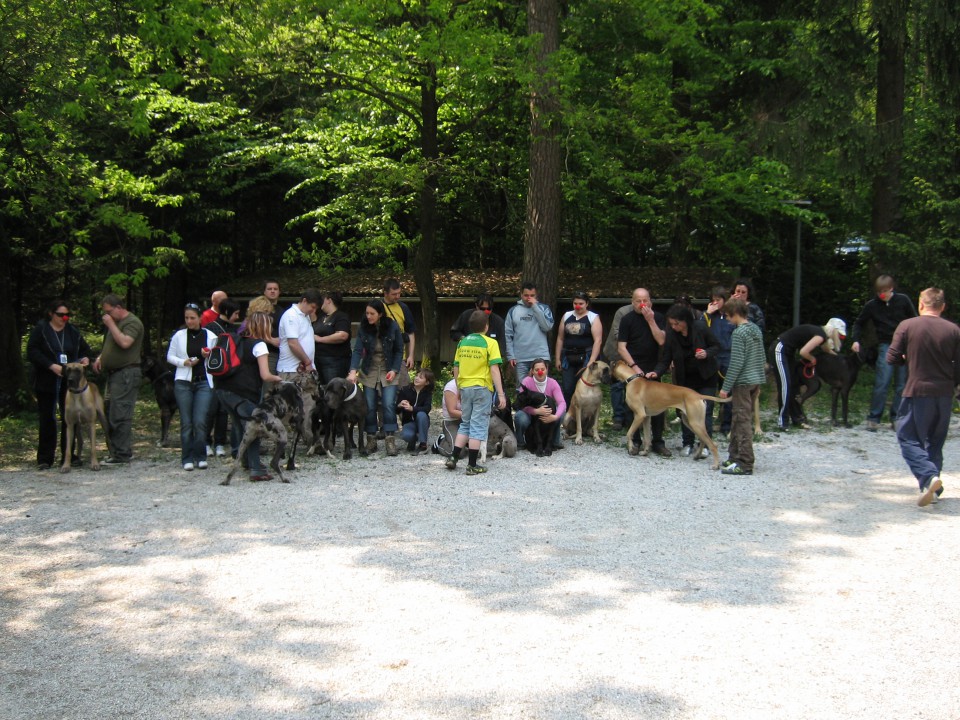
[167,303,217,471]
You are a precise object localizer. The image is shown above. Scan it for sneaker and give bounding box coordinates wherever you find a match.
[610,419,623,431]
[466,465,488,475]
[37,463,52,471]
[183,462,195,471]
[206,445,214,457]
[919,476,943,507]
[197,460,208,470]
[721,463,752,475]
[102,456,130,465]
[215,445,227,457]
[417,442,428,453]
[682,445,694,457]
[445,456,458,470]
[866,420,879,432]
[406,440,417,453]
[721,459,735,468]
[696,447,709,460]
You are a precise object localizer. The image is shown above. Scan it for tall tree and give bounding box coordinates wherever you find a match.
[523,0,561,307]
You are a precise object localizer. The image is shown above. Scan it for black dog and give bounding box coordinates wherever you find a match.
[222,382,305,485]
[513,386,558,457]
[315,377,368,460]
[140,355,177,447]
[795,349,865,427]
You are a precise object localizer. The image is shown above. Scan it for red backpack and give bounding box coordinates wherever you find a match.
[205,331,243,378]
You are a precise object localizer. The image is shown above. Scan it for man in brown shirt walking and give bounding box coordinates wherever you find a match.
[887,287,960,506]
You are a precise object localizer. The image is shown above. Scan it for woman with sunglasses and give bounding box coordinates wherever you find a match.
[26,300,95,470]
[166,303,217,471]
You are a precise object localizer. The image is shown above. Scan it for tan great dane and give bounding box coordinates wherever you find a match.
[562,360,611,445]
[60,363,110,473]
[611,361,731,470]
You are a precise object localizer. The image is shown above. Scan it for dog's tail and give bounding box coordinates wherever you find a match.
[698,394,733,403]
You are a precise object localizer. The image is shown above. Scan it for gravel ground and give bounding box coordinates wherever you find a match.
[2,416,959,720]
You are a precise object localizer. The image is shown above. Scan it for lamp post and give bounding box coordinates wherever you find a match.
[783,200,812,327]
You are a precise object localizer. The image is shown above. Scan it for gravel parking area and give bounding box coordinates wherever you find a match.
[2,419,959,719]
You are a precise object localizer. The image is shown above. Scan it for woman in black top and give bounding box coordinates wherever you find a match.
[653,303,721,454]
[26,299,95,469]
[313,291,353,385]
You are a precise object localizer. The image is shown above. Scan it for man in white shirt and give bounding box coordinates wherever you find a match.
[278,289,322,375]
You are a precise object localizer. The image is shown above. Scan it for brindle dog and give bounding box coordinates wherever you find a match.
[222,382,306,485]
[60,363,110,473]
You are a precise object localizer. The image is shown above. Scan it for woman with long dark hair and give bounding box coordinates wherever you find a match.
[166,303,217,471]
[26,300,96,470]
[347,299,404,456]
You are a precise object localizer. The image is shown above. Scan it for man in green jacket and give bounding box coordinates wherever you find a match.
[718,297,766,476]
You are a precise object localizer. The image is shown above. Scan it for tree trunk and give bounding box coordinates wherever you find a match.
[871,0,907,236]
[523,0,561,308]
[0,223,27,412]
[414,62,442,370]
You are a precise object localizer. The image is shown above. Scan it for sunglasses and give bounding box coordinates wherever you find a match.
[184,303,200,311]
[54,312,70,318]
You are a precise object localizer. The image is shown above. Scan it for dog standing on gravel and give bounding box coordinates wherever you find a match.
[140,355,177,447]
[794,349,865,427]
[60,363,110,473]
[611,361,730,470]
[222,382,305,485]
[562,360,611,445]
[317,377,368,460]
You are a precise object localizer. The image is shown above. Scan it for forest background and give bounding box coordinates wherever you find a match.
[2,0,959,411]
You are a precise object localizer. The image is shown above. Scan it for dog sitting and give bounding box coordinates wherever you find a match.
[562,360,611,445]
[60,363,110,473]
[222,381,305,485]
[480,413,518,463]
[513,385,558,457]
[315,377,368,460]
[611,361,730,470]
[140,355,177,447]
[794,349,866,427]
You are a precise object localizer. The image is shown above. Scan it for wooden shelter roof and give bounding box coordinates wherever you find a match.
[225,267,738,302]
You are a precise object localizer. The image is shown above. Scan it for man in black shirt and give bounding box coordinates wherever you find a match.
[617,288,670,456]
[850,275,917,430]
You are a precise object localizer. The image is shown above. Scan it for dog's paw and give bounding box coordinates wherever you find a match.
[90,462,100,471]
[59,465,71,474]
[574,437,584,446]
[627,445,639,456]
[593,434,605,443]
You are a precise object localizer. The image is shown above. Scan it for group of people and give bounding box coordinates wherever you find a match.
[26,274,960,506]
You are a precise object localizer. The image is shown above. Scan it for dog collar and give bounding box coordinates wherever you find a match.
[624,373,644,384]
[579,377,597,388]
[67,385,89,394]
[345,382,359,401]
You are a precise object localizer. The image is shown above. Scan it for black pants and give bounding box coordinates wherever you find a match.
[36,386,75,466]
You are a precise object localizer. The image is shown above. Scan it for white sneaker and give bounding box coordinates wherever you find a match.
[919,476,943,507]
[215,445,227,457]
[682,445,693,457]
[205,445,214,457]
[183,462,195,471]
[197,460,208,470]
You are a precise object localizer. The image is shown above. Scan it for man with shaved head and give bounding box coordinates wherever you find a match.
[201,290,227,327]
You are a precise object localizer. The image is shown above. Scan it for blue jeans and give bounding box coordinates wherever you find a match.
[400,411,430,445]
[363,382,398,434]
[174,380,213,464]
[458,385,493,441]
[896,396,952,489]
[610,381,626,423]
[680,382,716,447]
[216,389,266,477]
[514,409,563,447]
[870,342,908,422]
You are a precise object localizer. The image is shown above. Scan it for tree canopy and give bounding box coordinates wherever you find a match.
[3,0,959,402]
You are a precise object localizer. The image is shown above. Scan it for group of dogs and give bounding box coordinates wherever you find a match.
[59,346,866,480]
